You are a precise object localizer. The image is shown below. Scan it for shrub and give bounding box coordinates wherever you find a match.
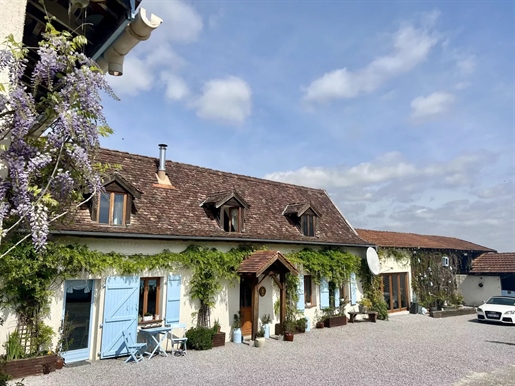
[185,327,215,350]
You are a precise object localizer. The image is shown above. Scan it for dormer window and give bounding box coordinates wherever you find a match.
[99,192,127,225]
[201,190,250,233]
[283,202,321,237]
[222,206,242,232]
[91,173,142,226]
[301,214,315,236]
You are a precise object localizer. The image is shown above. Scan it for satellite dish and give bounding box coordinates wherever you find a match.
[366,247,381,275]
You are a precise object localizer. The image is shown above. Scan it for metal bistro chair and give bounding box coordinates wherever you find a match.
[122,330,147,363]
[166,323,188,356]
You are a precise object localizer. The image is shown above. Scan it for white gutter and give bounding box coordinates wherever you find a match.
[96,8,162,76]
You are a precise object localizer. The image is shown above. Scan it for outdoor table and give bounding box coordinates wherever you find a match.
[139,326,172,359]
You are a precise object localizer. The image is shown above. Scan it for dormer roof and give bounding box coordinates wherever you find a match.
[283,202,321,218]
[200,190,250,209]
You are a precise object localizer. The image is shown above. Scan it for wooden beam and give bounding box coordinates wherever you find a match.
[280,273,286,329]
[272,274,282,290]
[257,274,267,285]
[251,276,259,340]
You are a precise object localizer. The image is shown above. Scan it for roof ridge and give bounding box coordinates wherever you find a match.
[98,147,326,193]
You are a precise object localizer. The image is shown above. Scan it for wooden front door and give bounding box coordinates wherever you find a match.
[240,278,252,336]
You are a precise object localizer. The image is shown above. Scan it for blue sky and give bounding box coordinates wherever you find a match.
[102,1,514,252]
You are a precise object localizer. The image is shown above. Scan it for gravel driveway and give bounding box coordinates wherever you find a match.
[20,313,515,386]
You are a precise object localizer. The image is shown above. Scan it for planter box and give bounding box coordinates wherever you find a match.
[275,323,283,335]
[212,332,226,348]
[431,307,476,318]
[324,315,347,328]
[1,354,58,379]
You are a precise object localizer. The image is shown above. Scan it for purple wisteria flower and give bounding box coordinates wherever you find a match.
[0,27,116,250]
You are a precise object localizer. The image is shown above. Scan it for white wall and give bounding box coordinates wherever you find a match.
[0,237,367,358]
[460,275,501,306]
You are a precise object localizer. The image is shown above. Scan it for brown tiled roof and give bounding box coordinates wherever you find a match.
[470,253,515,273]
[55,148,370,246]
[238,250,298,276]
[356,229,495,252]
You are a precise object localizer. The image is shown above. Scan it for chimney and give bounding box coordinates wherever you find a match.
[157,143,167,180]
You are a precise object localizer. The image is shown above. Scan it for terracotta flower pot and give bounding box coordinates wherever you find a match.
[284,332,294,342]
[55,357,64,370]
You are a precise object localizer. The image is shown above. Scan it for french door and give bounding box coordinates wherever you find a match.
[381,273,409,312]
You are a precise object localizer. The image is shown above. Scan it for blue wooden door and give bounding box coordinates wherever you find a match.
[100,276,140,359]
[350,273,357,305]
[297,275,305,312]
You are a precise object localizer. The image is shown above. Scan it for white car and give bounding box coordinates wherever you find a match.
[476,296,515,325]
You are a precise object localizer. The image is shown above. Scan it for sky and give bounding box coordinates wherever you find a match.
[101,1,514,253]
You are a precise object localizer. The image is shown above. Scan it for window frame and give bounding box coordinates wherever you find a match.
[304,275,315,307]
[301,214,315,236]
[97,191,128,226]
[221,205,243,233]
[139,277,161,322]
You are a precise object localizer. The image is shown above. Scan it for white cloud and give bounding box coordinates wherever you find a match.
[105,1,201,98]
[410,92,454,120]
[107,56,153,96]
[264,150,493,196]
[454,82,470,90]
[160,72,189,102]
[302,14,439,103]
[456,55,476,75]
[145,0,203,43]
[193,76,252,125]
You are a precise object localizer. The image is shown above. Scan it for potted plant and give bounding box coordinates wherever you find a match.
[295,317,307,333]
[211,319,225,348]
[143,312,153,322]
[232,312,242,343]
[283,319,296,342]
[254,327,265,348]
[358,297,373,313]
[261,314,271,338]
[323,307,347,328]
[314,309,325,329]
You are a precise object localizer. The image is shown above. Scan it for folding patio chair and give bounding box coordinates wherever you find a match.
[122,330,147,363]
[166,323,188,356]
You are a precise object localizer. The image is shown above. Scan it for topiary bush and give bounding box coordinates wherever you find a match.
[185,327,215,350]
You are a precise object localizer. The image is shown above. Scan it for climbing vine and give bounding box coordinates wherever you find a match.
[289,248,362,285]
[0,240,256,355]
[357,258,389,320]
[409,250,463,309]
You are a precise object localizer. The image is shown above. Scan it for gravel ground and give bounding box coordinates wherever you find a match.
[19,313,515,386]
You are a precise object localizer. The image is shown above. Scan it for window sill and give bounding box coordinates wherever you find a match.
[138,319,163,328]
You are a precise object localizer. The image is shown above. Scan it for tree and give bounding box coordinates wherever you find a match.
[0,24,115,254]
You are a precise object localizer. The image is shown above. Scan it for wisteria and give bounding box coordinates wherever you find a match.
[0,25,115,250]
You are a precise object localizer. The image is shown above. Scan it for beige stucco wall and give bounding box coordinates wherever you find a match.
[0,236,367,359]
[459,275,501,306]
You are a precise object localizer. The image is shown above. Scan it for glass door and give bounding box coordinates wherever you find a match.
[381,273,409,313]
[62,280,94,363]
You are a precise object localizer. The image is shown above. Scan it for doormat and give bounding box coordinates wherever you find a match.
[66,360,91,368]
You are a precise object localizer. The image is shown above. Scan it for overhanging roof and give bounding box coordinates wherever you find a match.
[238,250,298,276]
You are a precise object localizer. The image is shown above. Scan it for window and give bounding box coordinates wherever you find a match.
[222,206,242,232]
[301,214,315,236]
[139,278,161,321]
[98,192,127,225]
[304,275,313,306]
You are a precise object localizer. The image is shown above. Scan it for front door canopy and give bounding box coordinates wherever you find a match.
[238,250,298,277]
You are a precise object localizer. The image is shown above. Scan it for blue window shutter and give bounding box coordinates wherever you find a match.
[320,278,329,309]
[334,286,340,307]
[166,275,181,325]
[297,275,305,311]
[350,273,357,305]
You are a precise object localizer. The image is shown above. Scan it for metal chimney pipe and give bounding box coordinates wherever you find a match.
[158,144,167,180]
